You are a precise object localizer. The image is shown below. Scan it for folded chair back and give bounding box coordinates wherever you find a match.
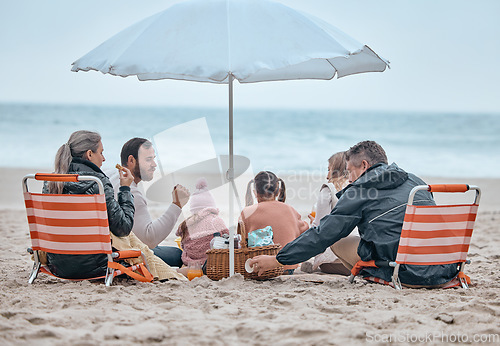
[23,173,152,286]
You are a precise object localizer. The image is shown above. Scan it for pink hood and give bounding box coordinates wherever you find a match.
[177,207,228,240]
[176,207,229,266]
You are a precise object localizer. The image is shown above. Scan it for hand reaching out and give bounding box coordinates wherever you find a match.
[247,255,281,276]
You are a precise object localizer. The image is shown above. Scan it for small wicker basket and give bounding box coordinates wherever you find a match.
[206,221,284,280]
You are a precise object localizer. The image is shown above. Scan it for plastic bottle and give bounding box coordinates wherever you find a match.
[234,234,242,249]
[210,232,228,249]
[210,232,221,249]
[308,203,317,224]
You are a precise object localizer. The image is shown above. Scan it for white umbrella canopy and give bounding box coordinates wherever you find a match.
[71,0,389,82]
[72,0,389,277]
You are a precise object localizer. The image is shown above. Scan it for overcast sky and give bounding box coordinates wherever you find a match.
[1,0,499,113]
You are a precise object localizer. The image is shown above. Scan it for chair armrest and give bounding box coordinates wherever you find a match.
[112,250,142,259]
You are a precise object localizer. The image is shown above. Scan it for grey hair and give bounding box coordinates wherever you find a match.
[48,130,101,194]
[345,140,388,167]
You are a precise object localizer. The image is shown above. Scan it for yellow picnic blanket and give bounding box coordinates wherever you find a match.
[111,232,187,282]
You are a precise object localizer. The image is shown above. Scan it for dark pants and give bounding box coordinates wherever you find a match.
[152,246,183,267]
[46,253,108,279]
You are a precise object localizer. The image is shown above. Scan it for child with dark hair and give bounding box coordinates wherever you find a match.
[240,171,309,275]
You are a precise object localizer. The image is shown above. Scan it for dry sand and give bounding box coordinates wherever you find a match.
[1,167,499,345]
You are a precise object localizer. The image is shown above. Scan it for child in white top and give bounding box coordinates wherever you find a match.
[304,151,359,275]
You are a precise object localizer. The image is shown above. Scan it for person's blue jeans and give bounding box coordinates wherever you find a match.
[152,246,183,267]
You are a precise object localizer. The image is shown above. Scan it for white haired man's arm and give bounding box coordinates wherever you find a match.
[132,194,182,249]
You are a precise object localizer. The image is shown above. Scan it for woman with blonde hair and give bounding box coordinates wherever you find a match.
[302,151,357,275]
[44,130,135,279]
[310,152,349,227]
[240,171,309,275]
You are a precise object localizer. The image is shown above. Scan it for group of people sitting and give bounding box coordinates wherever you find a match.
[42,130,461,288]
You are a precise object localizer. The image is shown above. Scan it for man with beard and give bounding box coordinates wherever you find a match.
[111,138,190,267]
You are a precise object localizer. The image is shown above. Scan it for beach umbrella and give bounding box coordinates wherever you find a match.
[71,0,389,276]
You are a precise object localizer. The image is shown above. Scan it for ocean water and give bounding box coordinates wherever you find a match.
[1,103,499,178]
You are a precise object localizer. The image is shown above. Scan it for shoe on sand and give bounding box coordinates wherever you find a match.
[300,261,314,273]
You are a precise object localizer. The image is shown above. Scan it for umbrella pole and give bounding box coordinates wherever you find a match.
[228,74,235,276]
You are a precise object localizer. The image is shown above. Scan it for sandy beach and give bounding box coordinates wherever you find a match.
[1,166,499,345]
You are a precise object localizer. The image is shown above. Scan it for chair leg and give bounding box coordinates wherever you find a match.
[105,267,115,287]
[28,262,41,284]
[391,276,402,290]
[28,251,41,284]
[140,251,151,273]
[459,276,469,289]
[105,269,115,286]
[105,254,115,286]
[458,262,469,289]
[391,264,402,290]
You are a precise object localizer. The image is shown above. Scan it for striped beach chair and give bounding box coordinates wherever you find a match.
[23,173,152,286]
[349,184,481,290]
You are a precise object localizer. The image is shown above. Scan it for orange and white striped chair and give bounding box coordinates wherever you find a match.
[349,184,480,290]
[23,173,153,286]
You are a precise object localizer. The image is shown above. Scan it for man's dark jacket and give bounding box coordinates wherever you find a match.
[277,162,458,286]
[44,158,135,279]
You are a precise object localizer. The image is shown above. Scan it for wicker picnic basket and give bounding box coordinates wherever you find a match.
[206,221,284,280]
